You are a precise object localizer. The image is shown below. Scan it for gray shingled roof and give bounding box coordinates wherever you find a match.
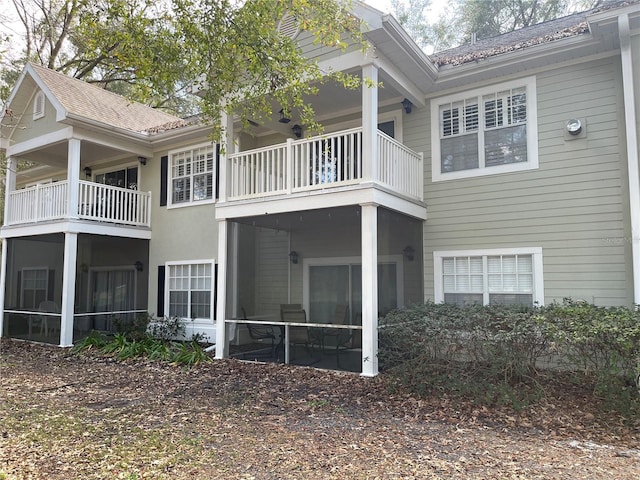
[30,63,187,133]
[431,0,638,67]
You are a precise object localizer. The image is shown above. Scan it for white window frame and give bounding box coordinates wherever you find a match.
[20,267,49,309]
[430,77,538,182]
[433,247,544,306]
[167,142,216,209]
[33,91,45,120]
[164,259,216,323]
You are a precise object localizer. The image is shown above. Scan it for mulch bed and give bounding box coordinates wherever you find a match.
[1,339,639,479]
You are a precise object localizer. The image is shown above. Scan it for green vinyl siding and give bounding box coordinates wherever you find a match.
[414,55,633,307]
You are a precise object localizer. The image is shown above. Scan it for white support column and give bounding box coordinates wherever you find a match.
[218,111,234,202]
[60,232,78,347]
[0,239,8,337]
[67,139,81,219]
[361,64,378,182]
[361,203,379,377]
[3,156,17,224]
[619,14,640,306]
[215,219,229,358]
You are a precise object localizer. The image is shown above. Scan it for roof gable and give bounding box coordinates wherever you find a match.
[9,63,183,134]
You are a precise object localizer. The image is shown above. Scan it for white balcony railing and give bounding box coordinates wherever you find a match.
[228,128,423,202]
[6,180,151,228]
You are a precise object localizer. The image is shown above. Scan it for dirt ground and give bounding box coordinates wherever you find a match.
[0,339,639,479]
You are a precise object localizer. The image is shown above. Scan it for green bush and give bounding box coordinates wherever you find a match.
[379,300,640,411]
[72,316,212,366]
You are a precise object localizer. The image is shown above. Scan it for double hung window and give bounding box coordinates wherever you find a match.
[166,261,215,321]
[431,77,537,181]
[170,143,215,205]
[434,248,543,306]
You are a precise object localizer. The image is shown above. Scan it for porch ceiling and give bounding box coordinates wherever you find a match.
[244,71,406,137]
[15,139,134,171]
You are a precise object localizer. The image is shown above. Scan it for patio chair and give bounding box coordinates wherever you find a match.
[36,300,61,337]
[281,306,310,359]
[242,307,277,358]
[320,304,352,367]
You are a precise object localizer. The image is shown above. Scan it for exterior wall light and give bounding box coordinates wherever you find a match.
[135,261,144,272]
[289,251,299,264]
[403,245,415,261]
[402,98,413,114]
[566,118,582,135]
[292,124,302,139]
[279,109,291,123]
[83,166,92,178]
[138,156,147,165]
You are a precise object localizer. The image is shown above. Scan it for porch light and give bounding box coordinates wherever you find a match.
[292,124,302,139]
[134,261,144,272]
[279,109,291,123]
[83,166,92,178]
[402,98,413,114]
[403,245,415,261]
[289,251,299,264]
[138,156,147,165]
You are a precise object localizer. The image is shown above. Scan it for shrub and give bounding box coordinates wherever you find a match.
[379,300,640,411]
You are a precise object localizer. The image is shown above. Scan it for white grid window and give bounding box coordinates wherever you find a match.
[435,248,543,306]
[170,143,215,205]
[167,262,214,320]
[21,268,48,309]
[431,77,538,181]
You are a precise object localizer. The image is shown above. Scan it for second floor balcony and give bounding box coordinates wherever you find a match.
[5,180,151,229]
[224,128,424,204]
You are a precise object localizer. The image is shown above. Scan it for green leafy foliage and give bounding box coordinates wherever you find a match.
[72,315,212,365]
[379,300,640,413]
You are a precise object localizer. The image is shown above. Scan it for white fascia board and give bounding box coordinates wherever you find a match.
[373,51,426,107]
[0,220,152,240]
[21,64,70,122]
[7,126,73,157]
[380,14,439,80]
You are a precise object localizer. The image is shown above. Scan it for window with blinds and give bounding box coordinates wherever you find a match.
[169,143,215,206]
[438,251,539,306]
[432,77,537,181]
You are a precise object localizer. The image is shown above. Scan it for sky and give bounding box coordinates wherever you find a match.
[364,0,447,16]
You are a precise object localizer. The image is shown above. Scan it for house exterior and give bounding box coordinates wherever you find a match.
[1,0,639,377]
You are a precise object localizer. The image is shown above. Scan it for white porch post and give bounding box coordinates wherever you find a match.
[218,111,234,202]
[361,64,378,182]
[215,219,229,358]
[60,232,77,346]
[67,138,81,219]
[361,203,379,377]
[3,156,17,225]
[0,239,8,337]
[619,14,640,306]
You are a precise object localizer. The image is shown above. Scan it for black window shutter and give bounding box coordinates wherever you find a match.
[215,144,220,200]
[157,265,165,317]
[160,155,168,207]
[16,271,21,307]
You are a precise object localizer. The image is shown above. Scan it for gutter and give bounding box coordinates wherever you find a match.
[618,13,640,306]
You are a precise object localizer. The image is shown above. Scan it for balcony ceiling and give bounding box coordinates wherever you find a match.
[15,140,134,170]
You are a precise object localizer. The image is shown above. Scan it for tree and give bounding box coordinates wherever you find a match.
[453,0,601,43]
[1,0,365,128]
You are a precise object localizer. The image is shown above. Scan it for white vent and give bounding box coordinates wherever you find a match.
[33,91,45,120]
[277,13,300,39]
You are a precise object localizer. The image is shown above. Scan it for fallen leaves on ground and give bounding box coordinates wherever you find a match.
[0,339,638,479]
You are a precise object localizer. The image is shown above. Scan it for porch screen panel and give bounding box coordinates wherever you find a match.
[309,265,349,323]
[91,270,135,312]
